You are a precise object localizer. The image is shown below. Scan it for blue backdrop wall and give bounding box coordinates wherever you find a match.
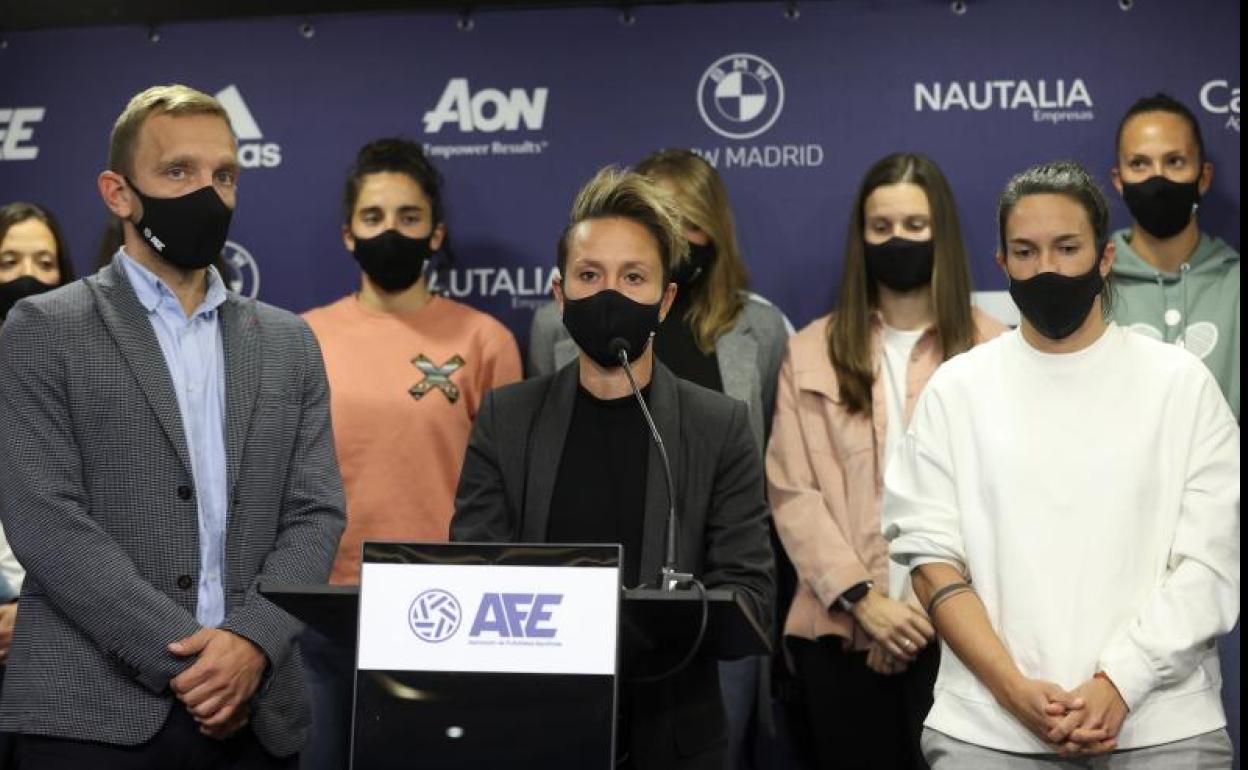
[1,0,1240,759]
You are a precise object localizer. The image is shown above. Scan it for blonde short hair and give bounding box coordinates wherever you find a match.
[109,84,232,176]
[556,166,687,281]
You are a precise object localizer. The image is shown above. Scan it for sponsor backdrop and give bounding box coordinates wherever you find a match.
[0,0,1240,757]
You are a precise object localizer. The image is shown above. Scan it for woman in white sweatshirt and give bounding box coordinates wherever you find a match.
[883,161,1238,768]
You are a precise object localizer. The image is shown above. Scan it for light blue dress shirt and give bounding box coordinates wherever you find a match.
[119,249,228,627]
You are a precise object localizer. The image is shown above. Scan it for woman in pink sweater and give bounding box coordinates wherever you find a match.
[766,153,1004,769]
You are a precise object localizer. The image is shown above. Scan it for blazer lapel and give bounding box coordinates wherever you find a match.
[220,296,260,500]
[521,363,578,541]
[553,337,579,370]
[716,314,761,447]
[638,363,681,587]
[715,313,759,407]
[89,260,193,477]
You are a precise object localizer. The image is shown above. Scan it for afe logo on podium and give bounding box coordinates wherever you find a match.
[409,589,463,643]
[697,53,786,140]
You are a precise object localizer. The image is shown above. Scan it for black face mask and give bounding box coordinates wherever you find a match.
[126,178,233,271]
[1121,175,1201,240]
[864,237,935,292]
[0,275,56,322]
[1009,259,1104,341]
[562,289,663,369]
[673,241,716,289]
[351,229,435,293]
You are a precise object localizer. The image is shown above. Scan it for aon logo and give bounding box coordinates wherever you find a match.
[423,79,548,133]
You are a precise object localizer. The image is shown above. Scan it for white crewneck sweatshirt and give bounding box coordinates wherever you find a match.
[884,324,1240,753]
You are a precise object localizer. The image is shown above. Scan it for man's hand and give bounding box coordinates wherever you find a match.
[168,629,267,729]
[200,699,251,741]
[865,640,909,676]
[999,676,1088,746]
[850,591,935,661]
[0,603,16,662]
[1047,676,1127,757]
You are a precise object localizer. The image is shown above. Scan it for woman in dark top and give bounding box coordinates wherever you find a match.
[530,148,789,451]
[452,166,774,770]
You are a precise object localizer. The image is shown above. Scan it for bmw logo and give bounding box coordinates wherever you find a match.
[409,589,462,643]
[221,240,261,299]
[697,53,786,140]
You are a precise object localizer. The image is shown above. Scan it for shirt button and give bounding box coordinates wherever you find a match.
[176,575,193,590]
[177,485,193,501]
[1164,308,1182,327]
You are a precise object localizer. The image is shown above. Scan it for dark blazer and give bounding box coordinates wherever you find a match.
[0,258,346,755]
[451,360,775,768]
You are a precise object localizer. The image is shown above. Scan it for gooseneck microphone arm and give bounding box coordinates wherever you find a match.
[611,339,690,591]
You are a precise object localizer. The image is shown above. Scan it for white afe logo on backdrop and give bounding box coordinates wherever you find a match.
[221,240,261,299]
[0,107,44,161]
[697,54,785,140]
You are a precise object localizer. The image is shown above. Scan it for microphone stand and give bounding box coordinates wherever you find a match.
[615,344,691,592]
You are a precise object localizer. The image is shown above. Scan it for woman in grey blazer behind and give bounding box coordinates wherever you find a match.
[528,148,794,770]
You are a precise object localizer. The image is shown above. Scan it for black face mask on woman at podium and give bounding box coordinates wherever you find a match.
[561,288,664,369]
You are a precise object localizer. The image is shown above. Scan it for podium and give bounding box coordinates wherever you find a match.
[260,543,769,769]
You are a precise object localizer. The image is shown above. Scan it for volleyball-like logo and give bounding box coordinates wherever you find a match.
[697,53,786,140]
[408,589,463,643]
[221,240,261,299]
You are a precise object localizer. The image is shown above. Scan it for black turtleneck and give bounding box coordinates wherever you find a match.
[547,385,651,588]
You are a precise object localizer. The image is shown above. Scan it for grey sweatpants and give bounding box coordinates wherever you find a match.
[922,727,1233,769]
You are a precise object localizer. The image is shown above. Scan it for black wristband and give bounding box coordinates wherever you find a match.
[924,581,971,616]
[834,580,873,612]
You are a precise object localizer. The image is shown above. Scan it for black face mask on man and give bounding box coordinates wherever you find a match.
[1008,258,1104,341]
[864,237,935,292]
[672,240,716,289]
[562,289,663,369]
[0,275,55,322]
[125,178,233,271]
[351,229,435,293]
[1121,175,1201,240]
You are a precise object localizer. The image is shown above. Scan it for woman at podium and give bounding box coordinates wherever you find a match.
[451,166,775,769]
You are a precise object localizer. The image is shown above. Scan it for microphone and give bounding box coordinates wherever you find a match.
[611,338,689,591]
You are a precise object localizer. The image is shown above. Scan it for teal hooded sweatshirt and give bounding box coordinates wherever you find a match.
[1110,229,1240,420]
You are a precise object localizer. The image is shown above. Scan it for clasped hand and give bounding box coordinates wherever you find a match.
[167,628,267,740]
[1005,675,1128,757]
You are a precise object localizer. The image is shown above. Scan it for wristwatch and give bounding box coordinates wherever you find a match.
[834,580,873,612]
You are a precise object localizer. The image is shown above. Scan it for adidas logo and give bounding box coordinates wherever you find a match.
[215,85,282,168]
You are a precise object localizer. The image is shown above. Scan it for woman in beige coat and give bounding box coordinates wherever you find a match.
[767,153,1005,770]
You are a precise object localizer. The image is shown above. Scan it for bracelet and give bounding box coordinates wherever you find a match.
[927,586,974,617]
[924,580,972,616]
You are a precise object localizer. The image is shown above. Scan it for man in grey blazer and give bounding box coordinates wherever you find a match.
[0,85,345,768]
[451,166,774,769]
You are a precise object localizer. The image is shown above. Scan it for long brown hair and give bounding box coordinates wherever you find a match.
[635,149,748,353]
[827,153,975,415]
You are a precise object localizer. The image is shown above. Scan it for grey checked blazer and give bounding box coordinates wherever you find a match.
[0,258,346,755]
